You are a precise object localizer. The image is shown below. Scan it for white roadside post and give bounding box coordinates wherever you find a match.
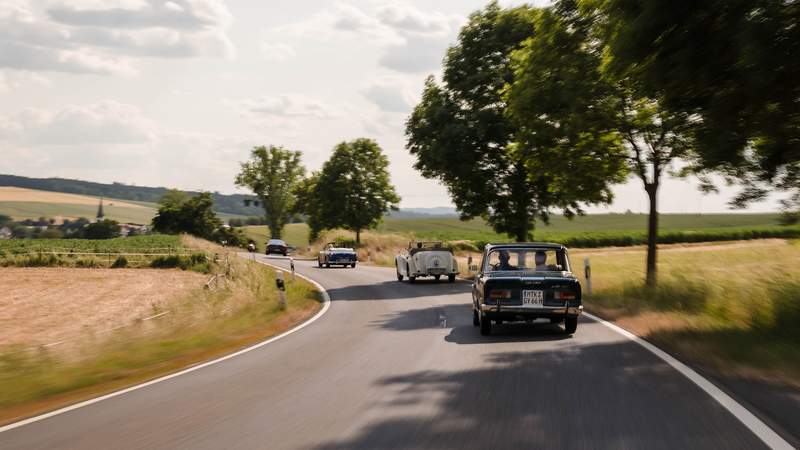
[289,257,295,280]
[584,258,592,298]
[276,270,287,310]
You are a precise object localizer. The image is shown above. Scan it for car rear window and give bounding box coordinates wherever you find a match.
[484,248,570,273]
[268,240,286,245]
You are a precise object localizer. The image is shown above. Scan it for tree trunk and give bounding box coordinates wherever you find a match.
[356,228,361,244]
[645,184,659,287]
[268,216,281,240]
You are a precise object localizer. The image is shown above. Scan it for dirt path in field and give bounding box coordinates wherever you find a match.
[0,268,205,349]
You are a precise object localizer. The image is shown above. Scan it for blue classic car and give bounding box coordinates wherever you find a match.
[318,242,358,268]
[472,243,583,336]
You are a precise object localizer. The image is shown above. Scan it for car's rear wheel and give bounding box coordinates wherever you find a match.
[448,274,456,283]
[564,317,578,334]
[325,263,330,268]
[434,275,441,282]
[472,309,480,326]
[409,275,416,284]
[479,313,491,336]
[396,270,403,281]
[317,260,322,268]
[351,263,357,268]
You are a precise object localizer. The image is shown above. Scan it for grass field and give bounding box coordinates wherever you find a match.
[0,187,243,224]
[378,213,788,242]
[0,236,323,424]
[239,213,796,250]
[573,240,800,387]
[240,224,310,252]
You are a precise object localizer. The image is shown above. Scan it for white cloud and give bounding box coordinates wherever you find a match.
[0,0,235,76]
[0,100,255,193]
[0,70,50,93]
[375,4,453,36]
[239,95,341,120]
[363,76,418,113]
[0,101,157,146]
[260,42,295,62]
[46,0,232,31]
[274,2,460,73]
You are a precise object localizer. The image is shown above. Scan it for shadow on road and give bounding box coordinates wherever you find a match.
[372,304,572,343]
[313,341,766,450]
[325,281,470,301]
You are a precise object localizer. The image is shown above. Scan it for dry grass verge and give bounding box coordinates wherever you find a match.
[0,236,323,425]
[574,239,800,388]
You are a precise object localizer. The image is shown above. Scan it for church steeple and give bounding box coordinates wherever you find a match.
[96,197,105,221]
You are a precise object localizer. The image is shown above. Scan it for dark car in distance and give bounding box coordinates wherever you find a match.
[266,239,289,256]
[472,243,583,336]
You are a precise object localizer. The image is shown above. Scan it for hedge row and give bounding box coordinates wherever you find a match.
[467,226,800,250]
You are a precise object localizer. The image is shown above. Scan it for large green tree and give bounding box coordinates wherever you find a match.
[309,139,400,243]
[506,3,694,286]
[407,2,626,242]
[152,191,221,239]
[593,0,800,201]
[235,146,305,240]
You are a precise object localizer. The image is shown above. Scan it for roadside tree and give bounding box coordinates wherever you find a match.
[506,3,694,286]
[594,0,800,206]
[407,2,626,242]
[312,139,400,243]
[236,146,305,240]
[84,220,122,240]
[152,191,221,239]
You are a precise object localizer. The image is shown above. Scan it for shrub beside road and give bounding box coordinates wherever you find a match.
[0,236,323,425]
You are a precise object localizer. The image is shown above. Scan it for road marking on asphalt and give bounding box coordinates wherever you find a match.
[584,312,794,450]
[0,257,331,434]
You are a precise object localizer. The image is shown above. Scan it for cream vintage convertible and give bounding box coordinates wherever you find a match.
[395,241,458,283]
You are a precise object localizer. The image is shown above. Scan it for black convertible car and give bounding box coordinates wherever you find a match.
[471,243,583,336]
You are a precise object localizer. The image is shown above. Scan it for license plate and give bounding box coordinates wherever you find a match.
[522,290,544,308]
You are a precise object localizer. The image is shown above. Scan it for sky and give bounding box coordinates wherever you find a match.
[0,0,786,213]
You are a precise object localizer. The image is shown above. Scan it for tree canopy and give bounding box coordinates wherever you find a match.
[505,2,695,285]
[594,0,800,195]
[235,146,306,240]
[303,139,400,243]
[406,2,627,242]
[152,191,221,239]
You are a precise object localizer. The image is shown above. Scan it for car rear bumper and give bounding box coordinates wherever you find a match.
[413,270,458,276]
[480,304,583,317]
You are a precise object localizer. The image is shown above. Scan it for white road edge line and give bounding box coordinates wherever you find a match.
[584,312,794,450]
[0,257,331,434]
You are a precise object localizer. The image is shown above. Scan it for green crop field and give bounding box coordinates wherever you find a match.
[0,235,214,270]
[240,224,310,252]
[378,213,786,241]
[0,235,185,255]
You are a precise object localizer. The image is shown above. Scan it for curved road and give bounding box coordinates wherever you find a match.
[0,257,783,449]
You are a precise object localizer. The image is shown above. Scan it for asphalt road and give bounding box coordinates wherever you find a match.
[0,257,779,449]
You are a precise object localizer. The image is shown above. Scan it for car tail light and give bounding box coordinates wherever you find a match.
[489,289,512,299]
[554,291,576,301]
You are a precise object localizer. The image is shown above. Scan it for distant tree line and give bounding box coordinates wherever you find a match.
[235,139,399,244]
[0,214,124,240]
[0,174,263,217]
